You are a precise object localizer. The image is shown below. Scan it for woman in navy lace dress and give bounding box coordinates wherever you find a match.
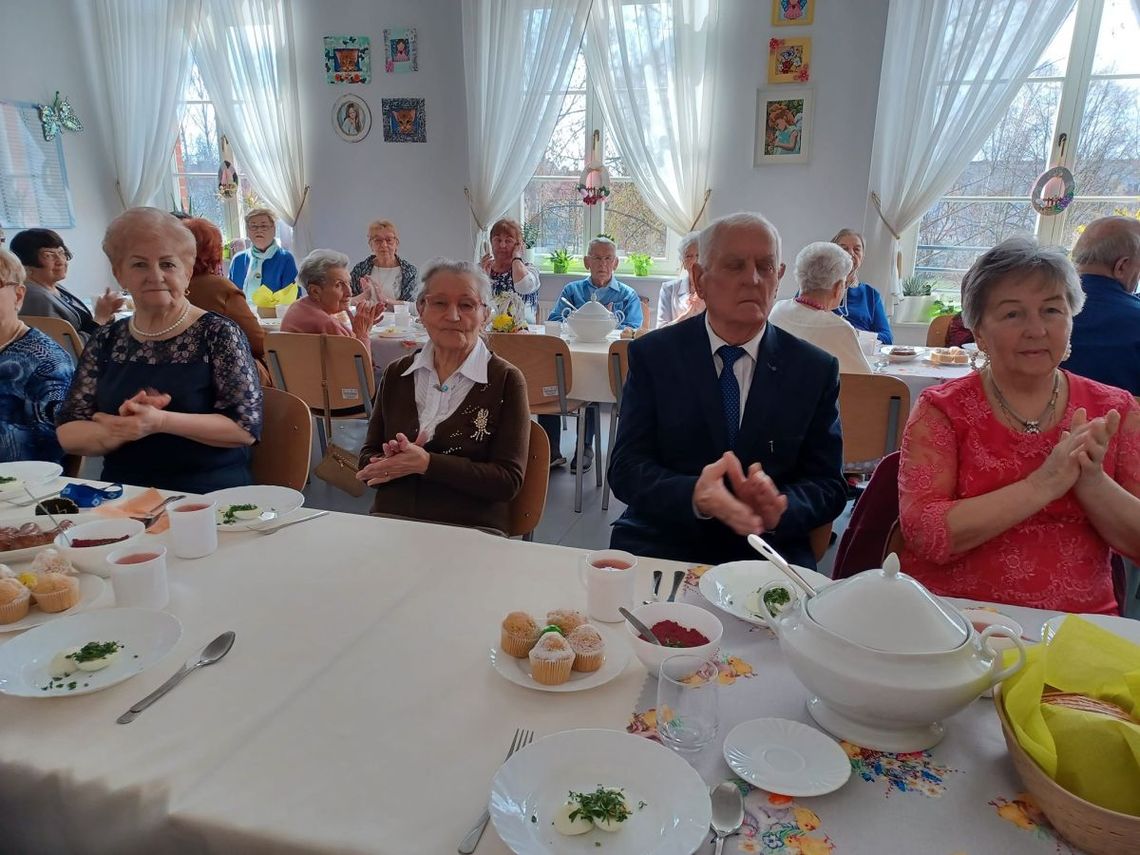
[57,208,262,492]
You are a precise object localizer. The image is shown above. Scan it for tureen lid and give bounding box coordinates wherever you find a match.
[804,554,968,653]
[571,300,614,319]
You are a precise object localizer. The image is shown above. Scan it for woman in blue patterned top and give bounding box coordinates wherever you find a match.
[58,208,263,493]
[479,218,540,323]
[0,248,73,464]
[831,228,894,345]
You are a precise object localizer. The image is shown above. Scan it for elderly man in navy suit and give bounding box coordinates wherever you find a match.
[607,212,847,569]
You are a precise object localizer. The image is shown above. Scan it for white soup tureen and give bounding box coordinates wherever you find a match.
[561,299,624,343]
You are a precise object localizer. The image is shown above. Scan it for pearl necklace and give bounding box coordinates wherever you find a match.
[130,303,190,339]
[794,294,829,311]
[0,323,27,352]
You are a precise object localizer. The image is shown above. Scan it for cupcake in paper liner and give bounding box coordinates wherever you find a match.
[568,624,606,672]
[0,578,31,624]
[529,632,575,685]
[31,572,79,613]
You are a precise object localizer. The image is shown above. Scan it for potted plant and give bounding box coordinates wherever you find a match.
[522,221,539,264]
[927,297,959,321]
[550,248,572,275]
[895,274,938,323]
[629,252,653,277]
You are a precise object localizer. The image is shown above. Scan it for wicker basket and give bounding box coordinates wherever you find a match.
[993,685,1140,855]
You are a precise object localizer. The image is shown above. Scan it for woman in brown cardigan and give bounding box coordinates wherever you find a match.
[182,217,271,385]
[356,259,530,534]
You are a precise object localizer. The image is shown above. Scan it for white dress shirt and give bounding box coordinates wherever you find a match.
[401,338,491,440]
[705,315,765,425]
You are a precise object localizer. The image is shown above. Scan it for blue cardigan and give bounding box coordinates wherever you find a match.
[835,282,893,344]
[228,249,299,297]
[1061,273,1140,395]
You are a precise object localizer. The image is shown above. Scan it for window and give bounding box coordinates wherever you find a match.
[521,51,673,272]
[169,61,262,249]
[913,0,1140,295]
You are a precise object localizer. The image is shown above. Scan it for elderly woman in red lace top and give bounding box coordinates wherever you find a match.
[897,237,1140,614]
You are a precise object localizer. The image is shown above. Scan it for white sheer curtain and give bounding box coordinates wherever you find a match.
[862,0,1076,303]
[1133,0,1140,24]
[194,0,308,227]
[462,0,593,256]
[584,0,719,236]
[86,0,201,209]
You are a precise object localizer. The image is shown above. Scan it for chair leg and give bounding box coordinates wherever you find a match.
[523,531,534,542]
[593,405,602,488]
[574,409,586,513]
[315,417,328,456]
[602,404,618,511]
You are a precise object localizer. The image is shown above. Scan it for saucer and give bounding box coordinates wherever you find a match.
[723,718,851,797]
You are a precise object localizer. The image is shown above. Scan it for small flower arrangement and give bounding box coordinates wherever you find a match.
[577,182,610,206]
[489,292,528,333]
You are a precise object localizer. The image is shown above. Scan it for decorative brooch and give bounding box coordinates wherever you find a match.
[471,407,491,441]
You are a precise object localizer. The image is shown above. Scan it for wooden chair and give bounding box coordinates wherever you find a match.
[487,333,600,513]
[264,332,374,455]
[809,523,833,563]
[507,421,550,540]
[601,339,631,511]
[838,373,911,465]
[23,315,83,363]
[883,519,905,562]
[926,315,953,347]
[251,387,313,491]
[638,296,651,332]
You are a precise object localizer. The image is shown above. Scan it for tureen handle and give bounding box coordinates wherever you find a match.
[756,581,794,632]
[979,626,1027,685]
[614,309,624,326]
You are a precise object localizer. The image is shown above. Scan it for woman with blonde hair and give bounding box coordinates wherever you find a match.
[349,219,419,304]
[227,207,299,301]
[479,218,540,322]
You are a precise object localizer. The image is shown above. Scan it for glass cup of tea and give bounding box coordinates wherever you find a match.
[168,499,218,559]
[656,654,720,754]
[106,545,169,609]
[579,549,637,623]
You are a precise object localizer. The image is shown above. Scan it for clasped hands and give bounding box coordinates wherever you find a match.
[693,451,787,536]
[1031,407,1121,500]
[357,431,430,486]
[91,388,171,444]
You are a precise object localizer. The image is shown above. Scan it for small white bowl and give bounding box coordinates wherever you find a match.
[54,518,146,577]
[625,601,723,675]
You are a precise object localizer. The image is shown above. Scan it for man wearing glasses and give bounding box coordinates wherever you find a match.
[541,237,643,472]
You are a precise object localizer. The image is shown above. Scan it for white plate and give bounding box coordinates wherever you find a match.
[0,513,100,563]
[0,461,63,497]
[204,486,305,530]
[490,625,630,693]
[880,346,925,363]
[698,560,830,627]
[373,325,425,339]
[921,351,971,366]
[0,608,181,697]
[723,718,851,797]
[1041,613,1140,646]
[0,574,106,633]
[490,728,710,854]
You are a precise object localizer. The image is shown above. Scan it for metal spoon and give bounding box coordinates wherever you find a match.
[665,569,685,602]
[117,631,235,724]
[618,607,662,646]
[710,781,744,855]
[642,570,663,605]
[29,486,72,545]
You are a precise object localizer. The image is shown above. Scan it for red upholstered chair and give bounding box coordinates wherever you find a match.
[831,451,901,580]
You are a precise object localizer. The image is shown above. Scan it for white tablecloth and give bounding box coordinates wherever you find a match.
[881,359,973,405]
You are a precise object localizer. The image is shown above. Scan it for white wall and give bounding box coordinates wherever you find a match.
[708,0,890,297]
[292,0,472,269]
[0,0,121,296]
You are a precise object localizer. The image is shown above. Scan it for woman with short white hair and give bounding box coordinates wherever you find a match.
[280,249,382,345]
[656,232,703,327]
[768,241,871,374]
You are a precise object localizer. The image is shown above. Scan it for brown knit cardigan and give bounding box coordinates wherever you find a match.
[359,351,530,534]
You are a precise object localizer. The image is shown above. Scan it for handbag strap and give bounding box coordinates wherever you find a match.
[318,334,335,441]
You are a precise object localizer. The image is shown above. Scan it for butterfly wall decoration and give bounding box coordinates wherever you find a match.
[38,91,83,142]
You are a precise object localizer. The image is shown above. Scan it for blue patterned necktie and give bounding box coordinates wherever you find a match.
[718,345,746,446]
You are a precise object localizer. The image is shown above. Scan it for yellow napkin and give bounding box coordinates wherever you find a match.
[1002,616,1140,816]
[251,282,299,308]
[94,488,171,534]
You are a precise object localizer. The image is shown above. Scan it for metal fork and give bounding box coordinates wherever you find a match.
[457,728,535,853]
[129,495,186,529]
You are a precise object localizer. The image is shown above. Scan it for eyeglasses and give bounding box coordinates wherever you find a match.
[588,255,618,264]
[40,248,72,261]
[246,222,275,232]
[369,236,398,245]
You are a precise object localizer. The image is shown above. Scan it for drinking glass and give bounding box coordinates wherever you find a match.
[873,348,891,373]
[656,654,720,754]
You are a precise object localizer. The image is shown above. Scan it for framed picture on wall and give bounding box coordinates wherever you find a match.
[754,88,813,165]
[772,0,813,26]
[768,37,811,83]
[324,35,371,84]
[384,28,418,73]
[333,94,371,142]
[381,98,426,142]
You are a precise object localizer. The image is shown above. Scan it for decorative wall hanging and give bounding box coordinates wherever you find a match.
[577,130,610,206]
[1030,166,1075,215]
[0,100,76,228]
[381,98,425,142]
[772,0,813,26]
[755,88,813,165]
[217,135,238,198]
[383,28,418,73]
[37,91,82,142]
[324,35,371,85]
[333,94,372,143]
[768,37,811,83]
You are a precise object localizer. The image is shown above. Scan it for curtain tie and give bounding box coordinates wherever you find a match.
[463,187,486,233]
[688,189,712,232]
[870,191,902,241]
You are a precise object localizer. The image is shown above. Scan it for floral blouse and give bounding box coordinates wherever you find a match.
[898,371,1140,614]
[0,328,73,464]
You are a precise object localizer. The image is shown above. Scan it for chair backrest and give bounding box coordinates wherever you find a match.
[606,339,631,406]
[926,315,953,347]
[809,523,832,563]
[508,421,551,538]
[832,451,902,580]
[252,387,313,491]
[23,315,83,363]
[61,454,84,478]
[264,332,375,419]
[883,519,905,562]
[487,333,574,411]
[638,296,651,332]
[838,373,911,463]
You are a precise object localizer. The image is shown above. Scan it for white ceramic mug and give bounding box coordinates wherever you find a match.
[106,545,169,609]
[579,549,638,623]
[168,499,218,559]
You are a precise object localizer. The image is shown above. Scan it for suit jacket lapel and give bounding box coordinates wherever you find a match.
[738,325,782,457]
[680,314,729,449]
